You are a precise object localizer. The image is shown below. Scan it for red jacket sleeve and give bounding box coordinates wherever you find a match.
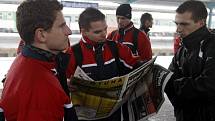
[116,41,139,69]
[137,32,152,61]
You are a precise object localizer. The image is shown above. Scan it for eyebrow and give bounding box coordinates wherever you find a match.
[174,21,191,26]
[59,22,66,27]
[93,26,107,34]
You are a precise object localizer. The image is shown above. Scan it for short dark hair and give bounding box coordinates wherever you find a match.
[140,13,153,29]
[78,7,105,30]
[140,13,153,24]
[16,0,63,44]
[176,0,207,22]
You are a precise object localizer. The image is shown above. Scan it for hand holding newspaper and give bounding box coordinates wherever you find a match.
[70,57,173,120]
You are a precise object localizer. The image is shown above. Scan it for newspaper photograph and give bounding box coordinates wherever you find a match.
[70,57,171,120]
[127,64,173,121]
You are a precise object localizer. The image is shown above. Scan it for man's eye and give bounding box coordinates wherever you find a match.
[180,23,189,26]
[93,31,101,34]
[175,22,190,26]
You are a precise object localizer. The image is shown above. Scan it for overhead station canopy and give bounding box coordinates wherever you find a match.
[109,0,215,6]
[0,0,214,5]
[0,0,215,26]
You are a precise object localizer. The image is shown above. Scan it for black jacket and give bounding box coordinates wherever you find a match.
[165,26,215,121]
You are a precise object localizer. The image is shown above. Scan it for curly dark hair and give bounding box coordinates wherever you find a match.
[16,0,63,44]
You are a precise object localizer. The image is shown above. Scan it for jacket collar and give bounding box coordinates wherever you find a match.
[142,27,150,34]
[182,26,209,51]
[81,36,105,50]
[123,22,134,32]
[82,36,96,46]
[22,45,56,62]
[118,22,134,35]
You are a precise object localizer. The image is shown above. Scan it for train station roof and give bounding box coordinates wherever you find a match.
[0,0,215,13]
[0,0,214,6]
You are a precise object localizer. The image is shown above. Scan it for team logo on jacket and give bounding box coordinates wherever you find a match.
[51,68,57,75]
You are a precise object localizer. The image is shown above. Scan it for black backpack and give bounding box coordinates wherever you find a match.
[109,28,139,54]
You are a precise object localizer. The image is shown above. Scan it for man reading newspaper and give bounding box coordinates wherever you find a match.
[70,57,158,121]
[66,6,174,121]
[69,44,173,121]
[66,7,145,121]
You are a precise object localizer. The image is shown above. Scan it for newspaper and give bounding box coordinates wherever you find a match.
[70,57,172,120]
[127,64,173,121]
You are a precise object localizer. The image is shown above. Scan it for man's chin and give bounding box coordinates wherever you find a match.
[181,34,186,38]
[98,39,106,43]
[118,25,124,29]
[177,33,184,38]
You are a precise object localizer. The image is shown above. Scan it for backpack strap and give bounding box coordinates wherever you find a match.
[72,43,83,67]
[110,28,139,55]
[73,41,120,68]
[106,41,121,72]
[0,110,5,121]
[110,30,117,39]
[107,41,119,63]
[132,28,139,54]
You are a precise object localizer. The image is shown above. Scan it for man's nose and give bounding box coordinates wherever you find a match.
[118,18,123,23]
[65,25,72,36]
[176,25,182,33]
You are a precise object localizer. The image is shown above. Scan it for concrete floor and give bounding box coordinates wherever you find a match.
[148,94,176,121]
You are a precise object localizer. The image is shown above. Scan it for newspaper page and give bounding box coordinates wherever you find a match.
[70,57,156,120]
[119,57,157,100]
[127,64,173,121]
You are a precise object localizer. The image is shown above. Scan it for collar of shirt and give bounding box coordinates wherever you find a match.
[22,45,56,62]
[81,36,105,51]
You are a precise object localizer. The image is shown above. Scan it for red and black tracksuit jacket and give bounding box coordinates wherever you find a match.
[66,36,140,121]
[67,36,139,81]
[107,22,152,61]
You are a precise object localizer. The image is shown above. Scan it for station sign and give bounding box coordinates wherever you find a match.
[61,1,98,8]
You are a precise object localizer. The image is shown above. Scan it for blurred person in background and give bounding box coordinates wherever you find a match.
[107,4,152,61]
[173,33,181,54]
[139,13,153,39]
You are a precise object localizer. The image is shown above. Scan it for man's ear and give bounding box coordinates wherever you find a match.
[81,28,88,36]
[199,19,205,26]
[34,28,46,43]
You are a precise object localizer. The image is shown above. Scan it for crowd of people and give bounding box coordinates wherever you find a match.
[0,0,215,121]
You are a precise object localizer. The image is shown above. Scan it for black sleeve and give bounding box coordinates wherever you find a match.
[173,55,215,101]
[0,112,5,121]
[166,41,215,104]
[64,107,78,121]
[165,55,183,108]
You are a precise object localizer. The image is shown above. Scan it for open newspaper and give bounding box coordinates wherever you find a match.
[70,57,173,120]
[126,63,173,121]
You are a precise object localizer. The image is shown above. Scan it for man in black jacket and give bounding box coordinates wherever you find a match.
[164,1,215,121]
